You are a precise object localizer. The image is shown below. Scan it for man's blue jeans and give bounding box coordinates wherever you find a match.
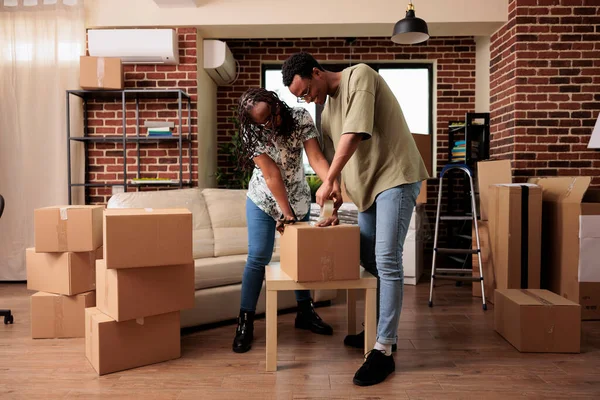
[240,198,311,312]
[358,182,421,345]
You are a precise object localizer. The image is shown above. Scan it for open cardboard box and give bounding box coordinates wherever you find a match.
[529,176,600,320]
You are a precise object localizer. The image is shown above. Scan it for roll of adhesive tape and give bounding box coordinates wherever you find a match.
[320,200,334,219]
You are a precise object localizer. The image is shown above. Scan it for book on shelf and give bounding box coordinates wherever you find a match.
[147,126,173,137]
[144,121,175,128]
[129,178,179,185]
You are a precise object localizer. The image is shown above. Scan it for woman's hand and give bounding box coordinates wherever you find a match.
[276,213,297,234]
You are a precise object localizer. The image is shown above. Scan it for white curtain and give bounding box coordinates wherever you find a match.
[0,0,85,280]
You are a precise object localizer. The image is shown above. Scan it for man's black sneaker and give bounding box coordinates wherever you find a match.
[344,331,397,352]
[353,349,395,386]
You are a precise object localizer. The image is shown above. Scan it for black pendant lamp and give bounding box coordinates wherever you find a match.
[391,1,430,45]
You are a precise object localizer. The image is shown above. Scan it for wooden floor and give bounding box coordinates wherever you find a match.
[2,281,600,400]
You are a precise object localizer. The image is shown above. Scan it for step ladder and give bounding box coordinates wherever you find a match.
[428,164,487,310]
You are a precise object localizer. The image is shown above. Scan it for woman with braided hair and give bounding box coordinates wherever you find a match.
[232,88,342,353]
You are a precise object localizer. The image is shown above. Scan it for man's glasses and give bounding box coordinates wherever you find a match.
[297,80,312,103]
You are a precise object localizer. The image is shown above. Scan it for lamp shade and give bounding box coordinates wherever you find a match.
[588,112,600,149]
[391,8,429,45]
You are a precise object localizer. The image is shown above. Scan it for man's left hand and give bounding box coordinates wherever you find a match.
[316,211,340,227]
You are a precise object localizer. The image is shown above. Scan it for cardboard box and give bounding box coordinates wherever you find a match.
[529,177,600,320]
[26,247,101,296]
[103,208,193,269]
[477,160,512,220]
[31,291,95,339]
[486,184,542,304]
[85,308,180,376]
[472,221,495,300]
[34,205,103,253]
[404,206,426,285]
[80,56,123,90]
[494,289,581,353]
[96,260,194,322]
[412,132,433,177]
[280,222,360,282]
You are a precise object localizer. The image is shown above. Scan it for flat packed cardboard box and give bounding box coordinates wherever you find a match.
[103,208,193,269]
[31,291,95,339]
[80,56,123,90]
[280,222,360,282]
[472,221,494,300]
[404,205,425,285]
[85,308,181,375]
[26,247,102,295]
[529,177,600,320]
[34,205,103,253]
[96,260,194,322]
[494,289,580,353]
[477,160,512,220]
[486,184,542,303]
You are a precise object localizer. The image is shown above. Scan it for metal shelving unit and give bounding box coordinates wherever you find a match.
[66,89,193,204]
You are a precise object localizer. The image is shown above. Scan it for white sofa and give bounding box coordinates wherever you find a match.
[107,188,338,329]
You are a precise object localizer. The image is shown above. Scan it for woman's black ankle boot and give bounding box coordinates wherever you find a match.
[232,310,255,353]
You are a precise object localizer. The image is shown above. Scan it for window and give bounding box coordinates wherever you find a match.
[264,68,317,174]
[262,63,433,174]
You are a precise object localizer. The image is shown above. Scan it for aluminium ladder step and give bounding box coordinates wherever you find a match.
[435,248,479,255]
[440,216,472,221]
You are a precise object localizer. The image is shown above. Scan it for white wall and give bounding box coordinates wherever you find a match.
[475,36,491,113]
[85,0,508,38]
[196,35,217,188]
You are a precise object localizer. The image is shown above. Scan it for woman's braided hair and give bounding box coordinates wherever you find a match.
[237,88,297,169]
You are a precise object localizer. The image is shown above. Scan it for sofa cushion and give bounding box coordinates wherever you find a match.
[202,189,249,257]
[107,188,214,258]
[194,255,247,290]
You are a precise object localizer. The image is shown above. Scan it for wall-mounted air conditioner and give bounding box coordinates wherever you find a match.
[88,29,180,65]
[203,40,238,86]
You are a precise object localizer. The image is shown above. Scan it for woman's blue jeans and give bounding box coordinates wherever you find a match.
[240,198,311,312]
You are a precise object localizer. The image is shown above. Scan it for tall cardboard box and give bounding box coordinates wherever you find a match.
[103,208,193,269]
[477,160,512,221]
[85,307,181,376]
[26,247,101,295]
[529,177,600,320]
[486,184,542,303]
[96,260,194,322]
[31,291,95,339]
[34,205,103,252]
[80,56,124,90]
[494,289,580,353]
[280,222,360,282]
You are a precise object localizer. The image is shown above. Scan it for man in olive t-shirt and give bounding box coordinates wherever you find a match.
[282,52,429,387]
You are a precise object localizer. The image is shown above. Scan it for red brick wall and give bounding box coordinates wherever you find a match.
[86,27,198,204]
[216,37,477,196]
[490,0,600,184]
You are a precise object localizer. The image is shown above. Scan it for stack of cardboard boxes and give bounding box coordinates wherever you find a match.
[28,206,104,339]
[85,208,195,375]
[472,161,600,354]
